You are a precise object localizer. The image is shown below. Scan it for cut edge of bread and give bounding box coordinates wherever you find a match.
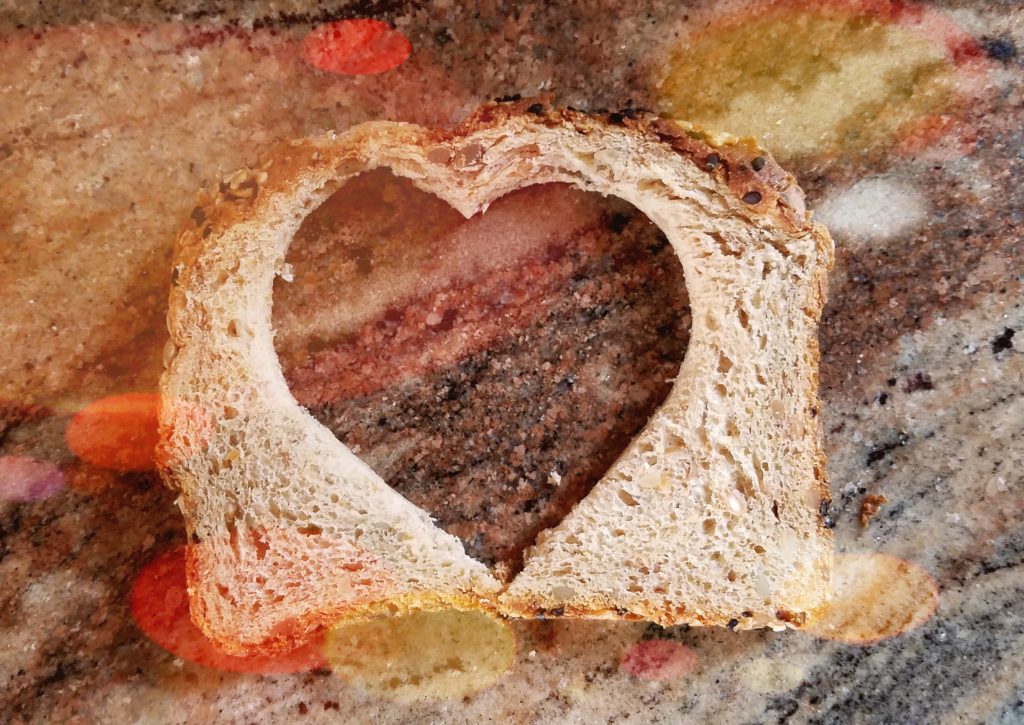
[158,97,833,656]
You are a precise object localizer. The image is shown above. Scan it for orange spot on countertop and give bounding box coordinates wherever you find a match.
[804,551,940,645]
[65,393,160,472]
[895,112,980,160]
[621,639,698,681]
[858,493,889,527]
[131,546,326,674]
[303,19,412,76]
[325,609,515,702]
[0,455,65,502]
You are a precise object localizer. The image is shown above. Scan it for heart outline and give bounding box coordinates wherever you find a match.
[160,101,833,655]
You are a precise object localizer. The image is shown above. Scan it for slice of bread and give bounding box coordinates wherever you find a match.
[159,98,833,655]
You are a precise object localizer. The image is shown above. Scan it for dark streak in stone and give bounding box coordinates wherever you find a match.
[816,92,1024,394]
[904,372,934,393]
[992,327,1015,354]
[981,35,1018,63]
[866,431,910,466]
[435,27,454,46]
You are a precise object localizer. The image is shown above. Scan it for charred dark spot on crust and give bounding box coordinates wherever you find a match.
[533,606,565,618]
[751,156,766,172]
[608,112,625,125]
[726,618,739,629]
[742,191,763,205]
[526,103,545,115]
[190,206,206,226]
[819,497,835,528]
[704,153,720,170]
[223,178,260,202]
[495,93,522,103]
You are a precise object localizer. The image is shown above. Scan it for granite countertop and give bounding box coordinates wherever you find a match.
[1,1,1022,722]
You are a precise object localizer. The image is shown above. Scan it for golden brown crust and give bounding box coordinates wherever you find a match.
[461,97,818,234]
[167,97,821,318]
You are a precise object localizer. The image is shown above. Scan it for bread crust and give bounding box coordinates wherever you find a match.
[159,97,833,655]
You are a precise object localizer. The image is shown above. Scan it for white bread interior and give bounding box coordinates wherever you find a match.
[159,99,833,655]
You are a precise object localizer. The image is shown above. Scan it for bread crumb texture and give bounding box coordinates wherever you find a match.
[159,99,833,654]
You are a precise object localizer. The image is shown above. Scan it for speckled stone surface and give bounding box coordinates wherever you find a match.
[1,1,1023,722]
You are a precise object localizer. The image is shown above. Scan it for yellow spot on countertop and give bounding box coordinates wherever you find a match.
[741,656,809,694]
[325,609,516,702]
[658,2,963,158]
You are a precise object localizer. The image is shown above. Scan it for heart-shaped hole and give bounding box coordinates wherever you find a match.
[272,169,691,574]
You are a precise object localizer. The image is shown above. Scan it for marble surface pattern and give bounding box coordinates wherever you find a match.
[1,1,1022,722]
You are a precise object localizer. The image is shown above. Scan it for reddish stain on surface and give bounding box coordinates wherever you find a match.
[895,112,979,160]
[0,455,65,502]
[286,248,585,405]
[65,393,161,472]
[131,546,326,674]
[621,639,698,681]
[303,19,412,76]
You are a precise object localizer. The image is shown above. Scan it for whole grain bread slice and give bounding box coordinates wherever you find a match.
[158,98,833,655]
